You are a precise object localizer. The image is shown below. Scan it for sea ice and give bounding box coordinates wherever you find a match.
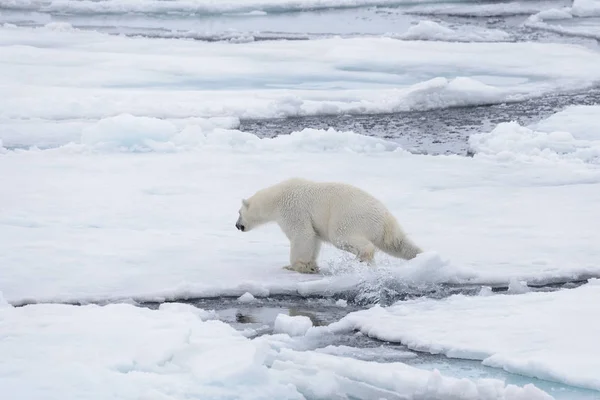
[0,0,505,15]
[329,280,600,391]
[2,23,600,146]
[0,301,555,400]
[1,114,600,305]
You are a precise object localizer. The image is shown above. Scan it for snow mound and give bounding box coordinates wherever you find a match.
[531,8,574,21]
[0,302,554,400]
[238,292,256,303]
[77,114,401,153]
[469,111,600,164]
[273,314,313,336]
[531,105,600,140]
[396,20,511,42]
[329,280,600,391]
[572,0,600,17]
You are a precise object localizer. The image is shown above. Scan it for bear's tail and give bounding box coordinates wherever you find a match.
[379,217,423,260]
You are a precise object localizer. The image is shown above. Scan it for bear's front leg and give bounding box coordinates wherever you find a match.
[283,232,321,274]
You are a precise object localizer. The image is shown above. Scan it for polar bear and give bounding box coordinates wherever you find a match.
[235,178,423,274]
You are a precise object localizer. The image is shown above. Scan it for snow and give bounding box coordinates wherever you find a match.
[3,24,600,148]
[329,279,600,391]
[395,20,511,42]
[0,300,554,399]
[273,314,313,336]
[469,106,600,164]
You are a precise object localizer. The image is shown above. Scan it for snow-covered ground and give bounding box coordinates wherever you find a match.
[2,1,600,398]
[1,105,600,306]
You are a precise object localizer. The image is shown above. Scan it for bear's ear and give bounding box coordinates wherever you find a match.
[242,199,249,208]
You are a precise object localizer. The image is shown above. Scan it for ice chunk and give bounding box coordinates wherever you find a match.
[530,105,600,141]
[273,314,313,336]
[507,278,530,294]
[238,292,256,303]
[396,20,510,42]
[478,286,494,296]
[335,299,348,307]
[271,348,553,400]
[329,282,600,391]
[531,7,574,21]
[572,0,600,17]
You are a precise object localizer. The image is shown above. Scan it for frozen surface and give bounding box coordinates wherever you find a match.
[3,24,600,149]
[329,279,600,392]
[0,300,555,400]
[2,111,600,305]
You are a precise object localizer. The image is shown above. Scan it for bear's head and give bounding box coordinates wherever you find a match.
[235,198,259,232]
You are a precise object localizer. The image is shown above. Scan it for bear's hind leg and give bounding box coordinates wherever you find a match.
[333,235,376,265]
[283,234,321,274]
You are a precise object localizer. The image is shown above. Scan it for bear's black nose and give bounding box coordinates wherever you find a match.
[235,223,245,231]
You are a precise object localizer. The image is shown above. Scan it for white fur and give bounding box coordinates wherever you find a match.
[236,178,423,274]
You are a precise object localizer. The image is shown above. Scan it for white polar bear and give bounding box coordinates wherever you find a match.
[235,178,423,274]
